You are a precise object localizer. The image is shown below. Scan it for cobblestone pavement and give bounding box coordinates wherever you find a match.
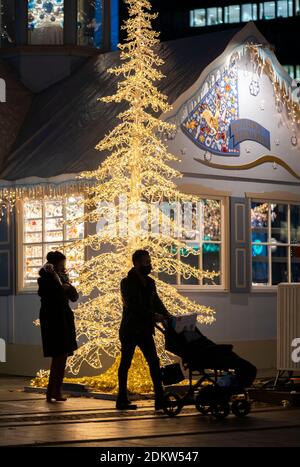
[0,376,299,447]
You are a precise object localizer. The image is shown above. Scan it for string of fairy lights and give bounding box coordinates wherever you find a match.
[30,0,218,393]
[61,0,217,380]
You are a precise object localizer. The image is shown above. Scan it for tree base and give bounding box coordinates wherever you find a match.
[31,348,154,394]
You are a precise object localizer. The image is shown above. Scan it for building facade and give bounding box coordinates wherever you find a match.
[0,0,119,92]
[0,21,299,377]
[135,0,300,81]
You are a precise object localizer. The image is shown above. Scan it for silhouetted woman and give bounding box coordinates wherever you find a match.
[38,251,79,402]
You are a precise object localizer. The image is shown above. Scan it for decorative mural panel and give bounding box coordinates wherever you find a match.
[181,60,272,157]
[22,196,85,288]
[229,118,270,150]
[181,64,240,156]
[164,25,300,182]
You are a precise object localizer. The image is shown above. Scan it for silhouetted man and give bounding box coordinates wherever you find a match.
[117,249,170,411]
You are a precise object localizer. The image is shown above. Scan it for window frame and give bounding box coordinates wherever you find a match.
[250,197,300,290]
[277,0,294,17]
[206,6,223,26]
[16,195,86,294]
[189,8,206,27]
[241,3,258,21]
[224,4,241,23]
[77,0,104,48]
[259,1,276,20]
[159,192,229,293]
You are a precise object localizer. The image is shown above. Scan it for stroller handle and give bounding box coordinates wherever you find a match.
[155,323,165,335]
[155,316,173,335]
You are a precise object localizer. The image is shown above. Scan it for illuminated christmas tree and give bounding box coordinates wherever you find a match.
[63,0,217,389]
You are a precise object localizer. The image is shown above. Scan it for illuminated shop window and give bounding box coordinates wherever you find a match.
[296,0,300,14]
[28,1,64,45]
[0,0,15,46]
[77,0,103,47]
[189,8,206,27]
[241,3,258,21]
[259,2,276,19]
[21,196,85,290]
[251,201,300,286]
[224,5,241,23]
[159,198,225,288]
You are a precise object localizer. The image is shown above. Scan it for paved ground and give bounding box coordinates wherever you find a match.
[0,376,300,447]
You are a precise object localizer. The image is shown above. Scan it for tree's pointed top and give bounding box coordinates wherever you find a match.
[125,0,152,12]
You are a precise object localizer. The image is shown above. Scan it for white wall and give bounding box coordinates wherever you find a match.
[0,289,276,346]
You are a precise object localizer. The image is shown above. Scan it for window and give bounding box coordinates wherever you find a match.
[259,2,276,19]
[159,198,225,288]
[283,65,300,80]
[20,196,85,290]
[251,201,300,286]
[190,8,206,27]
[225,5,241,23]
[277,0,293,16]
[283,64,295,78]
[28,1,64,45]
[0,0,15,46]
[241,3,258,21]
[77,0,103,47]
[207,7,223,26]
[190,2,297,29]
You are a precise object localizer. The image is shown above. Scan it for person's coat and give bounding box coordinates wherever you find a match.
[120,267,169,336]
[38,268,78,358]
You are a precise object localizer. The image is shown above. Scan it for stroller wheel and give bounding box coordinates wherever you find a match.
[210,401,230,419]
[163,392,182,417]
[231,399,251,417]
[195,393,210,415]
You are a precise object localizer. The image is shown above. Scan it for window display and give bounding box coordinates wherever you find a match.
[251,201,300,285]
[22,196,84,288]
[28,1,64,45]
[160,198,223,287]
[77,0,103,47]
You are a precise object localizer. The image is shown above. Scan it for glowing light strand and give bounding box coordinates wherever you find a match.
[32,1,217,389]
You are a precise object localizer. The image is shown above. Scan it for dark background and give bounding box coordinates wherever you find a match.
[119,0,300,71]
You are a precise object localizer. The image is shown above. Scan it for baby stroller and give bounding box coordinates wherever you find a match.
[157,319,255,419]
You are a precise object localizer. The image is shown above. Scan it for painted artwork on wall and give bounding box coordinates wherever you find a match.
[181,63,240,156]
